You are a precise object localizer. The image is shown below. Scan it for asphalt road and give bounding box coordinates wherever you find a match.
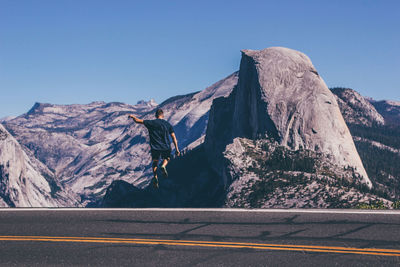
[0,208,399,266]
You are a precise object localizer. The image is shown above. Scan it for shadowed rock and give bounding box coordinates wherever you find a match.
[101,180,160,208]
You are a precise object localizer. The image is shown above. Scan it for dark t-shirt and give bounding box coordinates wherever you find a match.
[143,119,174,151]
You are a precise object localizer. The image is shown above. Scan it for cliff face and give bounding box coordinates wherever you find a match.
[206,47,371,188]
[331,88,385,126]
[0,124,76,207]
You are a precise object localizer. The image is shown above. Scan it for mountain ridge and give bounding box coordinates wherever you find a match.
[3,72,238,205]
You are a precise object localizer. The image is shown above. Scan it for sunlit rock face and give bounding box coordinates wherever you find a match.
[0,124,77,207]
[331,87,385,126]
[206,47,371,188]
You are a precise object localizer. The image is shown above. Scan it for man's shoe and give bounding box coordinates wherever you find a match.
[160,166,168,178]
[152,177,159,189]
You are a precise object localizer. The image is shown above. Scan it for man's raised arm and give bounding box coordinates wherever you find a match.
[128,114,144,124]
[170,132,180,156]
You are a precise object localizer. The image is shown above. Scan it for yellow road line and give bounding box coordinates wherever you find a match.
[2,235,399,254]
[0,236,399,257]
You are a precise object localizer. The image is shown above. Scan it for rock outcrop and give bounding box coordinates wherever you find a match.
[222,138,391,208]
[0,124,76,207]
[205,47,371,188]
[333,93,400,200]
[100,180,159,208]
[331,88,385,126]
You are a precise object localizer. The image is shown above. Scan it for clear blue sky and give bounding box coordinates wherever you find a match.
[0,0,399,118]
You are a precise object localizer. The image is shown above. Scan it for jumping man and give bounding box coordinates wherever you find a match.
[129,109,180,188]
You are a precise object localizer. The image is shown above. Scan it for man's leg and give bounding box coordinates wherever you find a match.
[161,150,171,177]
[152,159,159,188]
[152,159,159,177]
[161,158,169,168]
[160,150,171,178]
[160,159,169,178]
[161,150,171,168]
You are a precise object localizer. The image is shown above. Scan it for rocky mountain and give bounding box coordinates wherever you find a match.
[0,124,76,207]
[205,47,371,188]
[222,138,391,208]
[3,72,238,205]
[3,100,158,203]
[331,87,384,126]
[331,88,400,200]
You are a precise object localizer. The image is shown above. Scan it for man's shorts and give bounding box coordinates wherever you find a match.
[151,149,171,161]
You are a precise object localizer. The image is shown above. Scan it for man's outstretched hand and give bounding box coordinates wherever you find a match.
[128,114,144,124]
[175,150,181,157]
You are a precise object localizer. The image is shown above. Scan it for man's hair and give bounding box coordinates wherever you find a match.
[155,108,164,118]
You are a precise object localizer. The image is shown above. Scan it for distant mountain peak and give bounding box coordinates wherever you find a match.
[136,99,158,107]
[89,101,106,105]
[0,116,16,123]
[27,102,53,115]
[383,100,400,107]
[369,99,400,126]
[331,87,385,126]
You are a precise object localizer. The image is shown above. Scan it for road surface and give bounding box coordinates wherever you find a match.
[0,208,399,266]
